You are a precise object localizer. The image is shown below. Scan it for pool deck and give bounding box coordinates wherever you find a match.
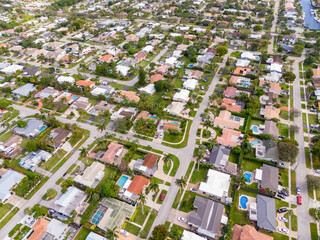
[238,194,256,211]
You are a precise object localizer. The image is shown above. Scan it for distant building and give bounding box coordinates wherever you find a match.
[13,119,46,139]
[74,162,105,188]
[0,169,24,203]
[47,128,71,149]
[133,153,159,177]
[12,83,36,98]
[19,150,52,172]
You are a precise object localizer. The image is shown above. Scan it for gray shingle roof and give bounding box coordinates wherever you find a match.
[261,164,279,192]
[209,145,231,167]
[257,195,277,232]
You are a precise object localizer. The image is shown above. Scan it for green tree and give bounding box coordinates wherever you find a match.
[138,193,147,214]
[282,71,296,82]
[150,225,168,240]
[216,46,228,56]
[101,181,119,198]
[0,99,12,109]
[253,25,263,31]
[97,122,107,132]
[16,120,27,128]
[175,176,187,193]
[138,67,146,86]
[163,154,172,168]
[278,142,298,164]
[106,227,118,240]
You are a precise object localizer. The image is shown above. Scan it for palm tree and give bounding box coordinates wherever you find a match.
[163,154,172,168]
[138,193,147,214]
[175,176,187,193]
[149,182,159,193]
[197,144,206,170]
[80,147,88,164]
[97,122,107,132]
[203,121,211,136]
[106,227,118,240]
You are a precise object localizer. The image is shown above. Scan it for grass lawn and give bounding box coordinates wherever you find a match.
[0,204,13,219]
[185,161,195,179]
[302,113,307,125]
[230,191,250,225]
[0,207,19,229]
[157,190,168,204]
[172,190,182,209]
[169,155,180,177]
[291,214,298,231]
[140,210,157,238]
[162,120,192,149]
[242,159,262,172]
[0,131,13,142]
[291,170,296,195]
[278,123,289,138]
[279,168,289,188]
[228,152,239,163]
[308,114,318,125]
[163,160,172,175]
[124,222,140,236]
[202,129,211,139]
[190,165,208,184]
[151,177,164,185]
[275,199,289,210]
[310,223,318,240]
[263,231,289,240]
[74,228,91,240]
[109,82,125,90]
[280,110,289,120]
[179,191,202,212]
[131,205,151,226]
[41,149,67,171]
[137,60,149,68]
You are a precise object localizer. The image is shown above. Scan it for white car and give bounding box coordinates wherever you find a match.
[178,217,187,223]
[190,188,197,193]
[210,131,214,137]
[278,228,289,234]
[315,169,320,174]
[278,163,286,168]
[120,229,129,237]
[278,217,288,222]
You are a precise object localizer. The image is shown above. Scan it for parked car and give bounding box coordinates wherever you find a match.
[120,229,129,237]
[210,131,214,137]
[159,193,166,201]
[205,149,210,155]
[278,190,289,196]
[278,228,289,234]
[278,162,286,168]
[296,187,301,195]
[159,132,163,138]
[315,169,320,174]
[277,208,288,213]
[178,217,187,223]
[277,194,286,199]
[279,217,288,223]
[190,188,197,193]
[155,133,159,138]
[297,195,302,205]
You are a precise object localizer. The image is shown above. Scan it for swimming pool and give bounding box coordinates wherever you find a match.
[39,126,46,132]
[250,139,261,147]
[240,196,248,209]
[188,64,194,68]
[244,172,252,183]
[91,209,104,224]
[171,121,179,125]
[149,115,158,120]
[117,175,129,187]
[251,125,260,135]
[105,94,110,98]
[242,82,250,87]
[72,96,79,100]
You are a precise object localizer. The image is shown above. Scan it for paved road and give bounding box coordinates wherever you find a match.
[268,0,280,54]
[146,52,232,239]
[291,57,311,240]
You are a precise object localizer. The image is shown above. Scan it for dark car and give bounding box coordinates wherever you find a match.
[278,190,289,196]
[159,193,166,201]
[277,194,286,199]
[277,208,288,213]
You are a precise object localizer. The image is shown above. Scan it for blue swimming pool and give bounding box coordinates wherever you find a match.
[72,96,79,100]
[105,94,110,98]
[251,125,260,134]
[171,121,179,125]
[250,139,261,147]
[242,82,250,87]
[39,126,46,132]
[244,172,252,183]
[149,115,158,119]
[240,196,248,209]
[91,209,104,224]
[188,64,194,68]
[117,175,129,187]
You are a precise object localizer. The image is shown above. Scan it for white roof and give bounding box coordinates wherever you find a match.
[173,89,190,102]
[46,219,67,238]
[116,65,130,76]
[182,230,207,240]
[165,57,177,65]
[57,76,75,84]
[0,170,24,202]
[183,79,198,90]
[269,63,282,72]
[1,64,24,74]
[139,84,156,95]
[255,169,263,181]
[86,232,108,240]
[91,87,108,96]
[142,45,153,52]
[236,59,250,67]
[241,52,254,60]
[165,101,185,115]
[199,169,230,198]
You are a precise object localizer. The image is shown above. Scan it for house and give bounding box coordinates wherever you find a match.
[259,80,282,94]
[156,65,169,74]
[23,67,41,77]
[0,169,24,203]
[163,121,180,131]
[19,150,52,172]
[233,67,252,75]
[199,169,231,199]
[28,218,50,240]
[135,51,147,61]
[89,101,115,116]
[73,98,92,111]
[236,59,250,67]
[47,128,71,149]
[259,164,279,193]
[13,119,45,139]
[223,87,237,98]
[263,120,279,137]
[165,57,177,66]
[110,107,137,121]
[268,63,282,73]
[133,153,159,176]
[50,187,86,220]
[232,224,274,240]
[76,80,95,88]
[121,175,150,202]
[188,196,227,239]
[119,90,140,102]
[57,76,75,84]
[150,74,163,83]
[165,102,185,115]
[91,85,115,97]
[185,69,203,79]
[261,105,280,119]
[86,232,108,240]
[213,110,244,129]
[95,198,135,232]
[221,98,242,113]
[125,34,139,42]
[139,84,156,95]
[216,128,242,147]
[101,142,124,163]
[282,35,296,44]
[241,52,259,61]
[256,195,277,232]
[99,54,113,62]
[183,79,198,90]
[173,89,190,102]
[12,83,36,97]
[39,218,68,240]
[182,230,207,240]
[209,146,237,175]
[255,140,279,162]
[74,162,105,188]
[0,135,22,157]
[34,87,61,99]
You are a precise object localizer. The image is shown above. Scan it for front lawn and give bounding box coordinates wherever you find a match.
[280,110,289,120]
[131,205,151,226]
[137,60,149,68]
[0,204,13,219]
[278,123,289,138]
[291,170,296,195]
[140,210,157,238]
[279,168,289,188]
[308,114,318,125]
[179,191,198,212]
[0,207,19,229]
[190,165,208,184]
[124,222,140,236]
[242,158,262,172]
[41,149,67,171]
[74,228,90,240]
[310,223,318,240]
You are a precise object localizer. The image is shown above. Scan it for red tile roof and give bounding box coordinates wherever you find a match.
[29,218,49,240]
[142,153,159,169]
[100,54,113,62]
[127,175,150,195]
